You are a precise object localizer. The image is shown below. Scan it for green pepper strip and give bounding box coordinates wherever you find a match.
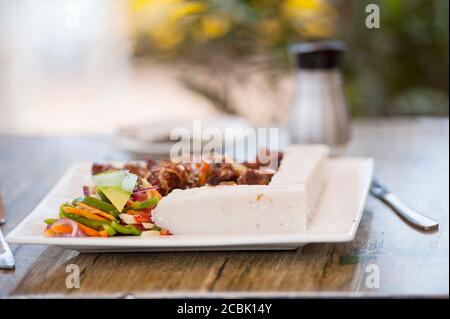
[123,197,159,213]
[96,187,111,204]
[108,209,120,218]
[60,206,111,230]
[111,222,141,236]
[44,218,58,225]
[103,224,117,237]
[59,203,74,218]
[72,196,120,217]
[73,196,116,212]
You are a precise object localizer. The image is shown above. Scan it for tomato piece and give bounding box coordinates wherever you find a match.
[141,208,154,222]
[134,212,152,224]
[160,229,172,236]
[131,191,148,202]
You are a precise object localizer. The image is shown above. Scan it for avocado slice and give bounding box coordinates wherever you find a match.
[92,170,138,212]
[97,185,131,212]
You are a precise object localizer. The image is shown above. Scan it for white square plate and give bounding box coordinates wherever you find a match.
[6,158,373,252]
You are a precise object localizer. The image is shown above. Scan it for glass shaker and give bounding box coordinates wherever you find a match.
[288,41,350,154]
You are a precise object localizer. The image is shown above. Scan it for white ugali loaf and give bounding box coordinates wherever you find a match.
[270,144,329,223]
[153,145,329,235]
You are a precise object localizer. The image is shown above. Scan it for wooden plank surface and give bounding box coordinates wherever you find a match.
[0,118,448,297]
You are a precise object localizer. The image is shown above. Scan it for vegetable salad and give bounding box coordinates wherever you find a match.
[44,170,171,238]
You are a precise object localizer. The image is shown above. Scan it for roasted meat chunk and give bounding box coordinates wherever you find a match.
[123,163,150,179]
[206,163,240,186]
[91,151,280,196]
[236,169,274,185]
[148,161,193,195]
[91,163,113,176]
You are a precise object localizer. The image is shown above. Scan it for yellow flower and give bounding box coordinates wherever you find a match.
[130,0,180,12]
[130,0,152,12]
[128,0,207,50]
[283,0,322,11]
[200,15,231,39]
[282,0,337,38]
[170,1,206,22]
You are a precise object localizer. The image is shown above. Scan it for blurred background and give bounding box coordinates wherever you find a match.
[0,0,448,135]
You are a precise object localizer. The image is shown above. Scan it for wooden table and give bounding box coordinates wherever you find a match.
[0,118,448,298]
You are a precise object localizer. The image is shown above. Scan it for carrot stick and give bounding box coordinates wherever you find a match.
[51,224,73,234]
[44,228,57,237]
[99,230,108,237]
[126,200,133,207]
[125,209,140,215]
[148,189,162,200]
[77,223,101,237]
[76,202,116,221]
[198,162,209,186]
[63,206,108,221]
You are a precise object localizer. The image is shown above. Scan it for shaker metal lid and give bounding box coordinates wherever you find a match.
[289,40,345,69]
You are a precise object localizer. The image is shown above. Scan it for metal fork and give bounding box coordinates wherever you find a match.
[0,192,15,269]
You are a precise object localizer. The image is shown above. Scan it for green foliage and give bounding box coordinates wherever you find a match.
[339,0,449,116]
[131,0,449,116]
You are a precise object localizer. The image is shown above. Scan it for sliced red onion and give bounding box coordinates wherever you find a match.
[52,218,84,238]
[132,186,159,193]
[131,191,148,202]
[62,230,86,238]
[83,185,90,196]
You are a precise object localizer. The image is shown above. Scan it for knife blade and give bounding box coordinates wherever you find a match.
[0,192,5,225]
[370,178,439,232]
[0,192,15,269]
[0,228,15,269]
